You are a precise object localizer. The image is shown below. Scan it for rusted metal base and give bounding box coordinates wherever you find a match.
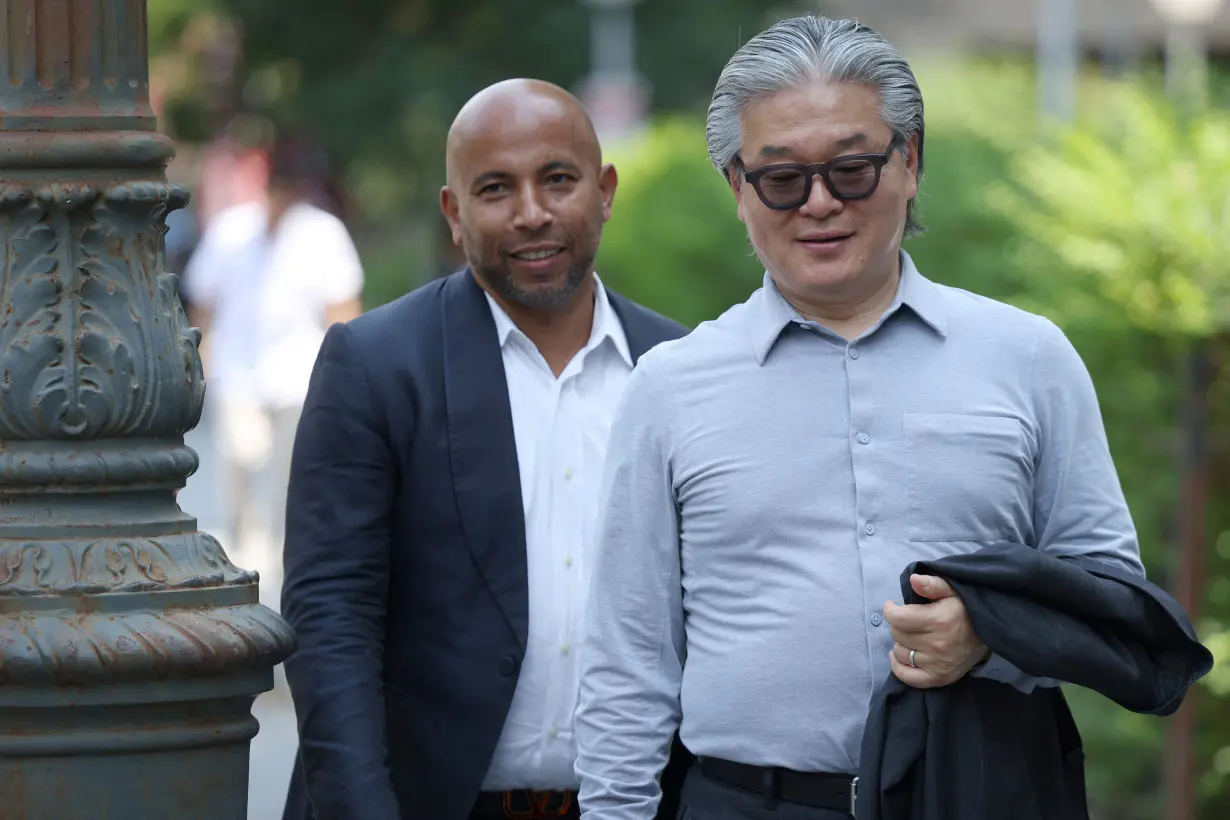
[0,2,295,816]
[0,674,266,819]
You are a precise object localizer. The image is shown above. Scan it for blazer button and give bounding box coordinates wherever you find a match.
[499,655,519,677]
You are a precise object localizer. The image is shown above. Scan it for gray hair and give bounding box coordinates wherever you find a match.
[706,16,926,236]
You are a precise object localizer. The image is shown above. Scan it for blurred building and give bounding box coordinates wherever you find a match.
[820,0,1229,59]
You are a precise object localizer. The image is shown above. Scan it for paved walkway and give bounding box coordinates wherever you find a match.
[179,403,299,820]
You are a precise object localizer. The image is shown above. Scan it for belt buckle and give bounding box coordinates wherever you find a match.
[502,790,573,819]
[849,776,859,816]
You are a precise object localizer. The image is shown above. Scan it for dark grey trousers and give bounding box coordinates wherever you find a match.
[677,764,853,820]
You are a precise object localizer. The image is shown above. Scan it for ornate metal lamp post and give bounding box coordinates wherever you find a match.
[0,2,295,817]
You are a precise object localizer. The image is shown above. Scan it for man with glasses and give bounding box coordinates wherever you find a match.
[573,15,1142,820]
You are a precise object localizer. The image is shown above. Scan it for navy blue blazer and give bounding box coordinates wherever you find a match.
[280,270,692,820]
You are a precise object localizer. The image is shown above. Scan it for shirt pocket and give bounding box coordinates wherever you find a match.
[903,413,1032,543]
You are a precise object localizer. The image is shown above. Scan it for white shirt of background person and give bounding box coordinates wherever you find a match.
[182,199,364,410]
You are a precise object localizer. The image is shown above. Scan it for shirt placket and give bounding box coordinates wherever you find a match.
[545,372,580,755]
[845,339,886,675]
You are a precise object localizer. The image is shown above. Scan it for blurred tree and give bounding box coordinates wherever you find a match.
[595,117,760,328]
[991,87,1230,339]
[988,81,1230,820]
[205,0,798,219]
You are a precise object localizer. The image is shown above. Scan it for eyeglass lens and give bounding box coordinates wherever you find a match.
[758,158,881,207]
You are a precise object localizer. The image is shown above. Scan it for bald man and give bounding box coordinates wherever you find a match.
[279,79,693,820]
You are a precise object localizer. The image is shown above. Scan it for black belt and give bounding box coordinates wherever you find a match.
[470,789,577,819]
[698,756,859,815]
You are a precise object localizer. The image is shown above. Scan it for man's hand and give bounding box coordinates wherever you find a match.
[883,574,990,689]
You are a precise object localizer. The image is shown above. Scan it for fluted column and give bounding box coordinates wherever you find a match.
[0,3,295,818]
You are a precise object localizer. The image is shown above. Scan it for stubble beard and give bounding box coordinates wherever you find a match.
[470,239,597,312]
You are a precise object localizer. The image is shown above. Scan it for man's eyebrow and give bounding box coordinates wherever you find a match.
[756,132,871,160]
[470,170,509,190]
[470,160,583,190]
[541,160,583,175]
[756,144,793,159]
[832,132,870,151]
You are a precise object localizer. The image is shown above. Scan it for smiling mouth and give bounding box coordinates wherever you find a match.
[510,248,563,261]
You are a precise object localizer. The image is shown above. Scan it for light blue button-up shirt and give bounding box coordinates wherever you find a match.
[573,252,1143,819]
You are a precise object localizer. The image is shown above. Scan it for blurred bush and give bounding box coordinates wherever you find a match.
[989,83,1230,339]
[595,119,763,328]
[988,77,1230,819]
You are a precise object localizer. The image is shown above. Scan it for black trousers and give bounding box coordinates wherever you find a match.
[677,764,853,820]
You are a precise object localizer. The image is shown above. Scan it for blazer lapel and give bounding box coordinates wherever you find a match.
[607,290,659,362]
[441,270,528,649]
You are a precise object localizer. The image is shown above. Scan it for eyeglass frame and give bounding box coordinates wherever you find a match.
[737,136,904,211]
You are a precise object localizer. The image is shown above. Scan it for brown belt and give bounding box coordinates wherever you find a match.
[470,789,577,819]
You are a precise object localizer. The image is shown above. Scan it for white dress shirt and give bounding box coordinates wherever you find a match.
[480,276,634,791]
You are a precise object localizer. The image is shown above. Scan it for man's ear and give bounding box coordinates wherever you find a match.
[902,134,920,199]
[598,162,618,223]
[440,186,463,245]
[728,165,748,225]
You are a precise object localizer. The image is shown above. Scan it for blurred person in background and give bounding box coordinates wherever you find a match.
[195,130,271,228]
[278,78,692,820]
[183,130,364,567]
[574,15,1146,820]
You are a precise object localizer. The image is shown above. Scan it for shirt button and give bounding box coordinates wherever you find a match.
[864,522,876,536]
[856,432,870,445]
[848,346,860,359]
[561,643,571,655]
[564,467,574,481]
[564,554,573,568]
[548,725,559,739]
[870,612,883,627]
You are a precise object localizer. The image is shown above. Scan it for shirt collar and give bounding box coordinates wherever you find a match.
[895,250,948,338]
[749,249,948,366]
[484,273,633,368]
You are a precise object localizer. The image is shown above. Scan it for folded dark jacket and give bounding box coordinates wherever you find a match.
[855,543,1213,820]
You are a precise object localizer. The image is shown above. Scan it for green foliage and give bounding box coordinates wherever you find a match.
[595,119,761,328]
[148,0,216,55]
[988,84,1230,339]
[212,0,785,219]
[1065,687,1166,820]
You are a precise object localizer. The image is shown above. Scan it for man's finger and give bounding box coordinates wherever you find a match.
[892,643,925,669]
[889,626,930,649]
[910,573,955,601]
[882,600,942,633]
[889,650,938,689]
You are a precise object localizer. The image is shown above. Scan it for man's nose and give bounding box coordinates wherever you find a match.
[512,186,553,231]
[798,174,843,219]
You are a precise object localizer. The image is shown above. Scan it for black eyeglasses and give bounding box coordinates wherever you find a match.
[741,138,901,211]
